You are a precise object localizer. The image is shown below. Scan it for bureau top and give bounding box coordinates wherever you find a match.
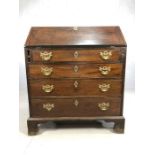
[25,27,126,47]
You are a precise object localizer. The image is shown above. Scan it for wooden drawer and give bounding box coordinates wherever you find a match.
[29,79,122,97]
[30,47,123,62]
[30,97,121,117]
[28,63,123,79]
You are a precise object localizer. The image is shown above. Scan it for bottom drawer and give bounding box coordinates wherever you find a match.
[30,97,121,117]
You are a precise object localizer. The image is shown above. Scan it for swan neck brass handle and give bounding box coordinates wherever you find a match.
[98,102,110,111]
[99,83,110,92]
[40,51,52,61]
[41,67,53,76]
[99,66,111,75]
[42,85,54,93]
[100,51,112,60]
[43,103,54,111]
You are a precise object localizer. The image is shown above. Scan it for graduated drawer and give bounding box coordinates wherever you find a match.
[30,97,121,117]
[28,63,123,79]
[29,79,122,97]
[30,47,123,62]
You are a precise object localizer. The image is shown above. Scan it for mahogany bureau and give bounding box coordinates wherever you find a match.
[25,27,127,135]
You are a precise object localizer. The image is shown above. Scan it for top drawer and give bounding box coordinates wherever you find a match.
[27,47,124,63]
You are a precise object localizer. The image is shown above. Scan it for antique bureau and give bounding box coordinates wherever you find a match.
[25,27,127,135]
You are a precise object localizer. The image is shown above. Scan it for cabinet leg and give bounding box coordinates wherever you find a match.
[27,120,38,135]
[113,118,125,133]
[27,117,125,135]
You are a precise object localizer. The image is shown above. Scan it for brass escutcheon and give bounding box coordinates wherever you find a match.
[74,51,79,58]
[74,99,79,107]
[74,81,78,88]
[74,65,79,72]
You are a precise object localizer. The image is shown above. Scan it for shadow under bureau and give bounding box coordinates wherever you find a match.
[25,27,127,135]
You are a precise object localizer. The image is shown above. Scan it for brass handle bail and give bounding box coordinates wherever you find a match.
[41,66,53,76]
[40,51,52,61]
[100,51,112,60]
[43,103,55,111]
[98,83,110,92]
[42,85,54,93]
[98,102,110,111]
[99,66,111,75]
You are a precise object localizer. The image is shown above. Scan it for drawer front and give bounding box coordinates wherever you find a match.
[28,63,123,78]
[30,48,123,62]
[30,97,121,117]
[29,79,122,97]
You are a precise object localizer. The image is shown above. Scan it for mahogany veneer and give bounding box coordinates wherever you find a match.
[25,27,126,135]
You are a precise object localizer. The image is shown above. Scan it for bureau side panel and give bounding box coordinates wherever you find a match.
[120,47,127,115]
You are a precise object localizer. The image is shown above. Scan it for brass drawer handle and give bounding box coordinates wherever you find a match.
[98,102,110,111]
[99,83,110,92]
[99,66,111,75]
[40,51,52,61]
[42,85,54,93]
[43,103,54,111]
[41,66,53,76]
[100,51,112,60]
